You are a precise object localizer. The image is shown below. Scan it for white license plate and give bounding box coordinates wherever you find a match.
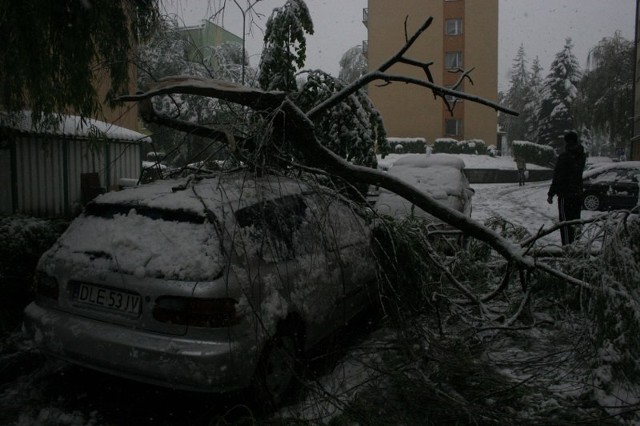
[74,283,141,315]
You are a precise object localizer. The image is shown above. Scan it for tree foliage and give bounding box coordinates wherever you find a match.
[523,57,543,142]
[136,18,253,166]
[338,45,368,84]
[296,70,388,169]
[0,0,159,122]
[258,0,314,92]
[499,44,531,143]
[537,38,581,148]
[574,32,633,155]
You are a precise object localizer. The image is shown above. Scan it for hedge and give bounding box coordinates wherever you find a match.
[512,140,557,167]
[432,138,487,155]
[387,137,427,154]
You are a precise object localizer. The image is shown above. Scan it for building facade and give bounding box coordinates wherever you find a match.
[365,0,499,146]
[179,20,243,68]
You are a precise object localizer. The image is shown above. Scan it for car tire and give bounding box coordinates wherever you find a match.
[250,327,302,411]
[582,193,601,211]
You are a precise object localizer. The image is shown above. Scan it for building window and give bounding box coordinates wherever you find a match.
[445,119,462,136]
[445,19,463,35]
[445,85,463,103]
[445,51,463,70]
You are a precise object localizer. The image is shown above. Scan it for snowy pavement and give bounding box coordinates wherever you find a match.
[471,180,600,247]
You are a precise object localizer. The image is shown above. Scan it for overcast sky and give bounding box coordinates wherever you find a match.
[163,0,637,92]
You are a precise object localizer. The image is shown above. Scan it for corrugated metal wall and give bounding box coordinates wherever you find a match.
[12,136,141,217]
[0,146,12,214]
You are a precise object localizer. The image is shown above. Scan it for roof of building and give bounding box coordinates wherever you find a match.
[0,111,151,143]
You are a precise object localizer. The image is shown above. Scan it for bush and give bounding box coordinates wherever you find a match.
[387,137,427,154]
[0,215,66,287]
[432,138,487,155]
[511,140,557,167]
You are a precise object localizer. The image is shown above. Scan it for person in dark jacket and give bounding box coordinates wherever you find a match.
[547,131,587,245]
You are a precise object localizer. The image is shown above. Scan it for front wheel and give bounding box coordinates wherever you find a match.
[582,193,601,211]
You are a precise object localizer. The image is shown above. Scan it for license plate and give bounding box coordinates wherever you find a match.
[74,283,141,315]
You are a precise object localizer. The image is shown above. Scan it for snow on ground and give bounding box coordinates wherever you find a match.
[379,153,601,246]
[378,153,549,171]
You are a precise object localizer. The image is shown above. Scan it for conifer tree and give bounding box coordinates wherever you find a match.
[537,38,581,148]
[503,45,530,142]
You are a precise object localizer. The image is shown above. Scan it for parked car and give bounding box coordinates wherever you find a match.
[581,161,640,211]
[374,153,475,224]
[23,171,378,407]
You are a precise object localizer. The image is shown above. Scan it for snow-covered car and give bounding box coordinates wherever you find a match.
[581,161,640,211]
[374,153,474,225]
[23,171,378,406]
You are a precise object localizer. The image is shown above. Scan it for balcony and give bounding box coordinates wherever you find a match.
[362,8,368,27]
[362,40,368,57]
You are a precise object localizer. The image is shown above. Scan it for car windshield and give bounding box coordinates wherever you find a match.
[52,204,225,281]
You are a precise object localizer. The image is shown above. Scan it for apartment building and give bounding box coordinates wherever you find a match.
[365,0,499,146]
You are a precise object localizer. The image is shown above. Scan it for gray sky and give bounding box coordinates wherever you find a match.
[164,0,637,91]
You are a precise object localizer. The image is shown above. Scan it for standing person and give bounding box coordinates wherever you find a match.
[515,155,527,186]
[547,131,587,245]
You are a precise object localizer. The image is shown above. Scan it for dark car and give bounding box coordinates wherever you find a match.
[581,161,640,211]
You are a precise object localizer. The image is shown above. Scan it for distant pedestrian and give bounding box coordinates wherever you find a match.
[547,131,587,245]
[515,155,527,186]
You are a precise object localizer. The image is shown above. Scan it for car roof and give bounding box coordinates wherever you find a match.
[92,172,314,217]
[583,161,640,179]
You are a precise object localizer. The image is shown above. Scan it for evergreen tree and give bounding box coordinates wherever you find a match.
[537,38,582,148]
[500,44,531,142]
[574,32,633,156]
[523,57,543,142]
[258,0,314,92]
[0,0,159,122]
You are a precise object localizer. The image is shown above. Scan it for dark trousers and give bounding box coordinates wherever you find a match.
[517,169,526,186]
[557,195,582,245]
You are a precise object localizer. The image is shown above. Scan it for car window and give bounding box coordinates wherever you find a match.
[590,170,618,183]
[234,195,311,262]
[623,169,640,182]
[306,192,369,249]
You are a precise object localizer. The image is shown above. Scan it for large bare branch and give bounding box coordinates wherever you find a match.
[120,75,286,111]
[120,17,598,292]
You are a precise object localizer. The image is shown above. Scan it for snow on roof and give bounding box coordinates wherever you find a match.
[0,111,151,143]
[94,172,313,216]
[582,161,640,178]
[375,154,472,220]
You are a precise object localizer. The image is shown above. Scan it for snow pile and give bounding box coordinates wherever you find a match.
[44,210,223,281]
[375,154,473,220]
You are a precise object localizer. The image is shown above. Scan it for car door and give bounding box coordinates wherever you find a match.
[306,191,376,324]
[232,194,341,344]
[608,168,639,209]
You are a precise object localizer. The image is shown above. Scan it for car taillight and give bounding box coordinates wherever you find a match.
[153,297,240,328]
[33,272,59,301]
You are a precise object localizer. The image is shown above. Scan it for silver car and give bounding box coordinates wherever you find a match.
[23,171,378,406]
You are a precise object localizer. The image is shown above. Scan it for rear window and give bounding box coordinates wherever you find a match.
[53,205,224,281]
[85,202,205,224]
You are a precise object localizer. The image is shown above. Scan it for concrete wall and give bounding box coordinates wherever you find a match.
[464,168,553,184]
